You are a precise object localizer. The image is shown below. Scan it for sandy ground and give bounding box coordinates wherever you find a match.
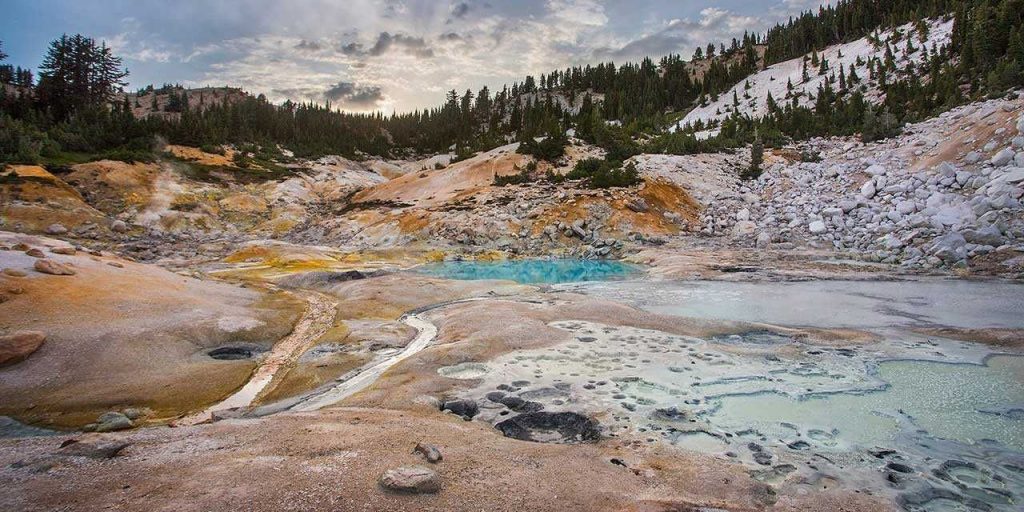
[0,407,890,512]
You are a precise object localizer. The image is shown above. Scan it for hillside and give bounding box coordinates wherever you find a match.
[677,17,955,135]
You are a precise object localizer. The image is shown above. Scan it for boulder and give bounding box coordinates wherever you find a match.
[991,148,1015,167]
[755,231,772,248]
[379,466,441,494]
[962,225,1004,247]
[860,181,877,199]
[33,259,75,276]
[45,224,68,235]
[110,220,129,233]
[440,399,478,420]
[0,331,46,367]
[1004,168,1024,185]
[732,221,756,236]
[625,198,648,213]
[808,220,827,234]
[865,164,887,176]
[57,439,130,459]
[93,412,133,432]
[928,232,968,263]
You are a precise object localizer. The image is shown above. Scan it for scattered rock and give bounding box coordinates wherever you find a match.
[51,246,76,255]
[93,412,133,432]
[33,259,76,275]
[440,399,478,420]
[2,268,27,277]
[379,466,441,494]
[991,148,1014,167]
[110,220,129,233]
[57,439,130,459]
[25,248,45,258]
[414,442,443,463]
[0,331,46,367]
[45,224,67,235]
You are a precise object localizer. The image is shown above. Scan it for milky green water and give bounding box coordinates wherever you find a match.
[706,355,1024,451]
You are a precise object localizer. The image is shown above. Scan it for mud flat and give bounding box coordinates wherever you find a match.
[441,278,1024,511]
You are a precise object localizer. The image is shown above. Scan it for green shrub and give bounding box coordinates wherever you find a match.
[517,133,567,162]
[567,157,641,189]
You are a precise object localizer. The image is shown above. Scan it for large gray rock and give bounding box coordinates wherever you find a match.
[962,225,1004,246]
[45,224,67,235]
[1004,168,1024,185]
[379,466,441,493]
[928,232,968,263]
[895,201,917,215]
[838,200,859,213]
[991,148,1015,167]
[732,220,756,236]
[808,220,827,234]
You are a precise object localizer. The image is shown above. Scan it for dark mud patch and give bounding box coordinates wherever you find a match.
[207,345,264,361]
[495,412,601,444]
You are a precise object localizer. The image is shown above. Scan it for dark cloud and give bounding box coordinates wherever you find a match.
[323,81,385,109]
[595,9,763,61]
[450,2,470,19]
[294,39,322,51]
[369,32,434,57]
[340,32,434,58]
[439,32,464,42]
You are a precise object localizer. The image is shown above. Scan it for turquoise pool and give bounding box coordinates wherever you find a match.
[414,259,641,284]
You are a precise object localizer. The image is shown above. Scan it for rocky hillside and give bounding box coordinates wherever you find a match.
[667,96,1024,273]
[676,17,953,136]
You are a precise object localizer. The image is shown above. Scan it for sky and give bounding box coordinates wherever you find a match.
[0,0,827,114]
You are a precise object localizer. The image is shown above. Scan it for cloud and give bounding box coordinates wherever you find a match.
[323,81,386,108]
[341,32,434,59]
[595,7,764,60]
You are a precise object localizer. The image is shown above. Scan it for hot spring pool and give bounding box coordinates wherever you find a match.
[414,259,641,284]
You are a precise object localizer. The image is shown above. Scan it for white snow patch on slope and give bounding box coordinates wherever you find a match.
[676,18,954,132]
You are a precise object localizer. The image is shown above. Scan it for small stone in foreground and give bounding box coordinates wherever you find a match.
[414,442,443,463]
[379,465,441,493]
